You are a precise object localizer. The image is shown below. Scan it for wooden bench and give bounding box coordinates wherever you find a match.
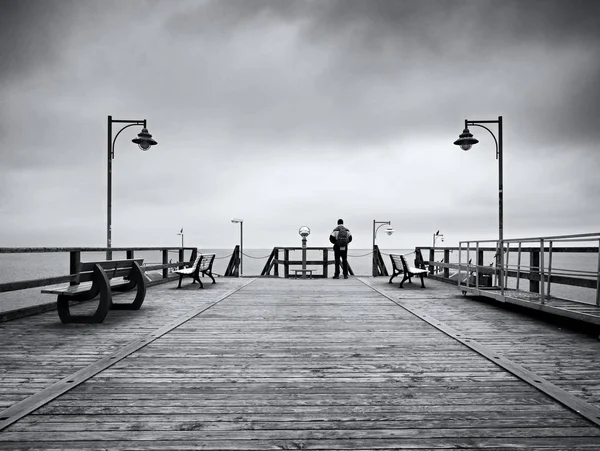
[174,253,216,288]
[293,269,313,278]
[41,259,147,324]
[388,254,427,288]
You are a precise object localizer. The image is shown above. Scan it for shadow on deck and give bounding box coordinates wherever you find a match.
[1,276,600,449]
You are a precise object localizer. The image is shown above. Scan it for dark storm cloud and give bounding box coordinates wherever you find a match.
[0,0,78,82]
[1,0,599,246]
[160,0,600,151]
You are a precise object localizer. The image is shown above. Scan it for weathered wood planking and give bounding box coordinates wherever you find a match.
[0,278,251,412]
[370,278,600,408]
[1,277,600,449]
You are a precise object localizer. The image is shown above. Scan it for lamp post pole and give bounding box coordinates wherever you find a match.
[433,231,443,248]
[107,115,157,260]
[454,116,503,290]
[372,220,393,276]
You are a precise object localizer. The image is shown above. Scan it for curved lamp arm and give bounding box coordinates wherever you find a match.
[468,123,499,160]
[111,122,145,159]
[375,222,389,238]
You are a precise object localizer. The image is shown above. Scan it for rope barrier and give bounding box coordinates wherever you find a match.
[215,253,233,260]
[242,252,272,259]
[347,251,374,257]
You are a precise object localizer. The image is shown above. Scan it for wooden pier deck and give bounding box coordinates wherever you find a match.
[2,276,600,449]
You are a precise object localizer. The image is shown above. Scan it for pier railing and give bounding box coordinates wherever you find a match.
[261,247,354,278]
[417,232,600,305]
[0,246,196,294]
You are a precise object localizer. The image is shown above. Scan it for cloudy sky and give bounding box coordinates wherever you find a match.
[1,0,599,251]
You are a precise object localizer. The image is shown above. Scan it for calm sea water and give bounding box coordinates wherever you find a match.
[1,248,597,311]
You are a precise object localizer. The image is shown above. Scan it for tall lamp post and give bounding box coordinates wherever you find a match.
[453,115,503,290]
[433,230,444,248]
[231,218,244,277]
[107,115,157,259]
[372,220,394,276]
[177,228,184,248]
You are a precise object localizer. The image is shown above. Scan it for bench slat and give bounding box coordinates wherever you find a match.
[41,278,130,295]
[79,259,143,272]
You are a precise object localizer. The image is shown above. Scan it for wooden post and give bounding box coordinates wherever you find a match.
[162,249,168,279]
[69,250,81,286]
[323,248,328,278]
[274,248,279,277]
[444,249,450,279]
[477,248,484,287]
[428,248,434,275]
[126,250,134,259]
[530,248,540,293]
[179,249,184,270]
[477,249,484,267]
[284,249,290,278]
[596,239,600,306]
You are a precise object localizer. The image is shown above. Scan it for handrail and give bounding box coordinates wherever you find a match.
[260,246,354,278]
[0,247,197,253]
[420,232,600,306]
[0,246,195,294]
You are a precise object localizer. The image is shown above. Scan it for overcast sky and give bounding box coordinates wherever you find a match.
[1,0,599,251]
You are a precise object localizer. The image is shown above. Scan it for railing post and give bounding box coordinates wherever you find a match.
[179,248,184,270]
[547,241,553,300]
[476,246,484,288]
[540,239,545,302]
[162,249,168,279]
[323,248,328,278]
[443,249,450,279]
[69,250,81,286]
[284,249,289,278]
[530,248,540,293]
[428,248,434,275]
[516,243,522,290]
[274,248,279,277]
[596,239,600,307]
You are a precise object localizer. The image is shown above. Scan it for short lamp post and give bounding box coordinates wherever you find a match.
[177,228,184,248]
[453,116,503,290]
[433,230,444,248]
[231,218,244,277]
[299,226,311,278]
[372,220,394,276]
[107,115,157,259]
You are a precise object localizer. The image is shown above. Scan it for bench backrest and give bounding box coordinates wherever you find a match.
[189,253,202,270]
[389,254,403,271]
[198,254,216,271]
[78,259,144,283]
[399,255,410,272]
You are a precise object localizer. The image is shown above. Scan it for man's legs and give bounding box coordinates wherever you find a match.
[340,248,348,278]
[333,247,341,278]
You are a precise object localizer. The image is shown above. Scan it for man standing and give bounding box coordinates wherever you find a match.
[329,219,352,279]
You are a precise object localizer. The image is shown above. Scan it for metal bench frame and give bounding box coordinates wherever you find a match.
[388,254,427,288]
[42,259,146,324]
[174,253,216,288]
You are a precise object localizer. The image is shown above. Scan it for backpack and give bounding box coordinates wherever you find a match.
[336,227,349,247]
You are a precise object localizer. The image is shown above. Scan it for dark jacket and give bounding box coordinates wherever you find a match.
[329,225,353,248]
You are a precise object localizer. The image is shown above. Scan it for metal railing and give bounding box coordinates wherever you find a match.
[418,232,600,306]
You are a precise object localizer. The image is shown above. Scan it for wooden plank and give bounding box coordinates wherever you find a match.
[0,279,256,431]
[1,277,600,449]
